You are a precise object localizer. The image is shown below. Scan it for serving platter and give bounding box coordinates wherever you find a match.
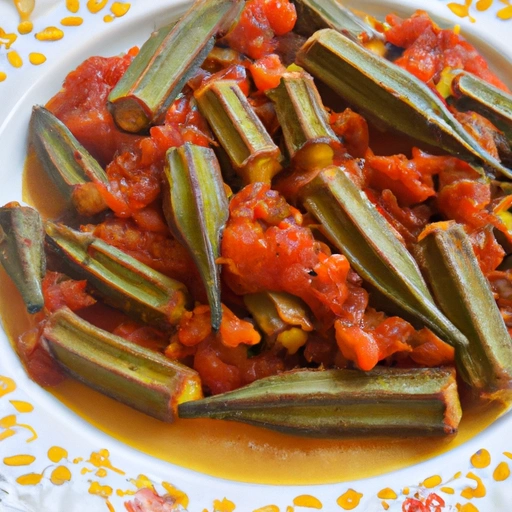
[1,1,512,510]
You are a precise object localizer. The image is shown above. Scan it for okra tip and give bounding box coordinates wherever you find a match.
[0,203,46,314]
[108,97,152,134]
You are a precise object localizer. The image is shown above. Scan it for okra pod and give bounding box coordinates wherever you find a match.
[195,80,282,184]
[45,222,191,327]
[0,204,45,313]
[266,72,338,170]
[244,291,313,353]
[451,70,512,144]
[42,307,203,422]
[292,0,385,45]
[415,222,512,392]
[30,106,108,216]
[108,0,244,132]
[163,143,228,330]
[179,367,461,437]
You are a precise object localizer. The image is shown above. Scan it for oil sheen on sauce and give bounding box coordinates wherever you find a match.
[0,153,507,485]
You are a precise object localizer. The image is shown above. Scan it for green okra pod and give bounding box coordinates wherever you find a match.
[266,72,338,170]
[451,70,512,145]
[195,80,282,184]
[163,143,229,330]
[30,106,108,217]
[108,0,244,133]
[45,222,191,327]
[244,291,313,353]
[179,367,462,437]
[415,221,512,392]
[292,0,385,44]
[0,203,45,313]
[42,307,203,422]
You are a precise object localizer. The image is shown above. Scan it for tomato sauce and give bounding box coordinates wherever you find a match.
[385,10,509,92]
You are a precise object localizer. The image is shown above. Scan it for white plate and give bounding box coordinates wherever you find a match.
[1,1,512,511]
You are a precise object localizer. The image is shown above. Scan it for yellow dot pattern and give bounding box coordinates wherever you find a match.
[17,21,33,34]
[377,488,398,500]
[66,0,80,13]
[337,490,363,510]
[61,16,84,26]
[1,0,136,82]
[29,52,46,65]
[35,27,65,41]
[471,449,491,469]
[292,495,323,509]
[423,475,443,488]
[50,465,72,485]
[493,462,510,481]
[3,454,36,466]
[7,50,22,68]
[48,446,68,463]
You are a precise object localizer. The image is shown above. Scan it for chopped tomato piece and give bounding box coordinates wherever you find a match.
[330,109,369,158]
[193,340,243,395]
[178,305,214,347]
[42,271,96,313]
[367,150,438,206]
[130,204,169,234]
[263,0,297,36]
[221,183,355,325]
[335,316,421,371]
[488,270,512,309]
[437,179,492,228]
[193,335,284,395]
[402,498,429,512]
[410,328,455,366]
[469,227,505,275]
[334,323,379,371]
[46,54,143,166]
[425,493,445,512]
[16,326,66,387]
[100,152,162,217]
[177,304,260,348]
[222,0,296,59]
[222,0,276,59]
[368,189,432,246]
[250,54,287,91]
[386,10,509,91]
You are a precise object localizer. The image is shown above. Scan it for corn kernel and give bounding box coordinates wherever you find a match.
[277,328,308,355]
[298,143,334,170]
